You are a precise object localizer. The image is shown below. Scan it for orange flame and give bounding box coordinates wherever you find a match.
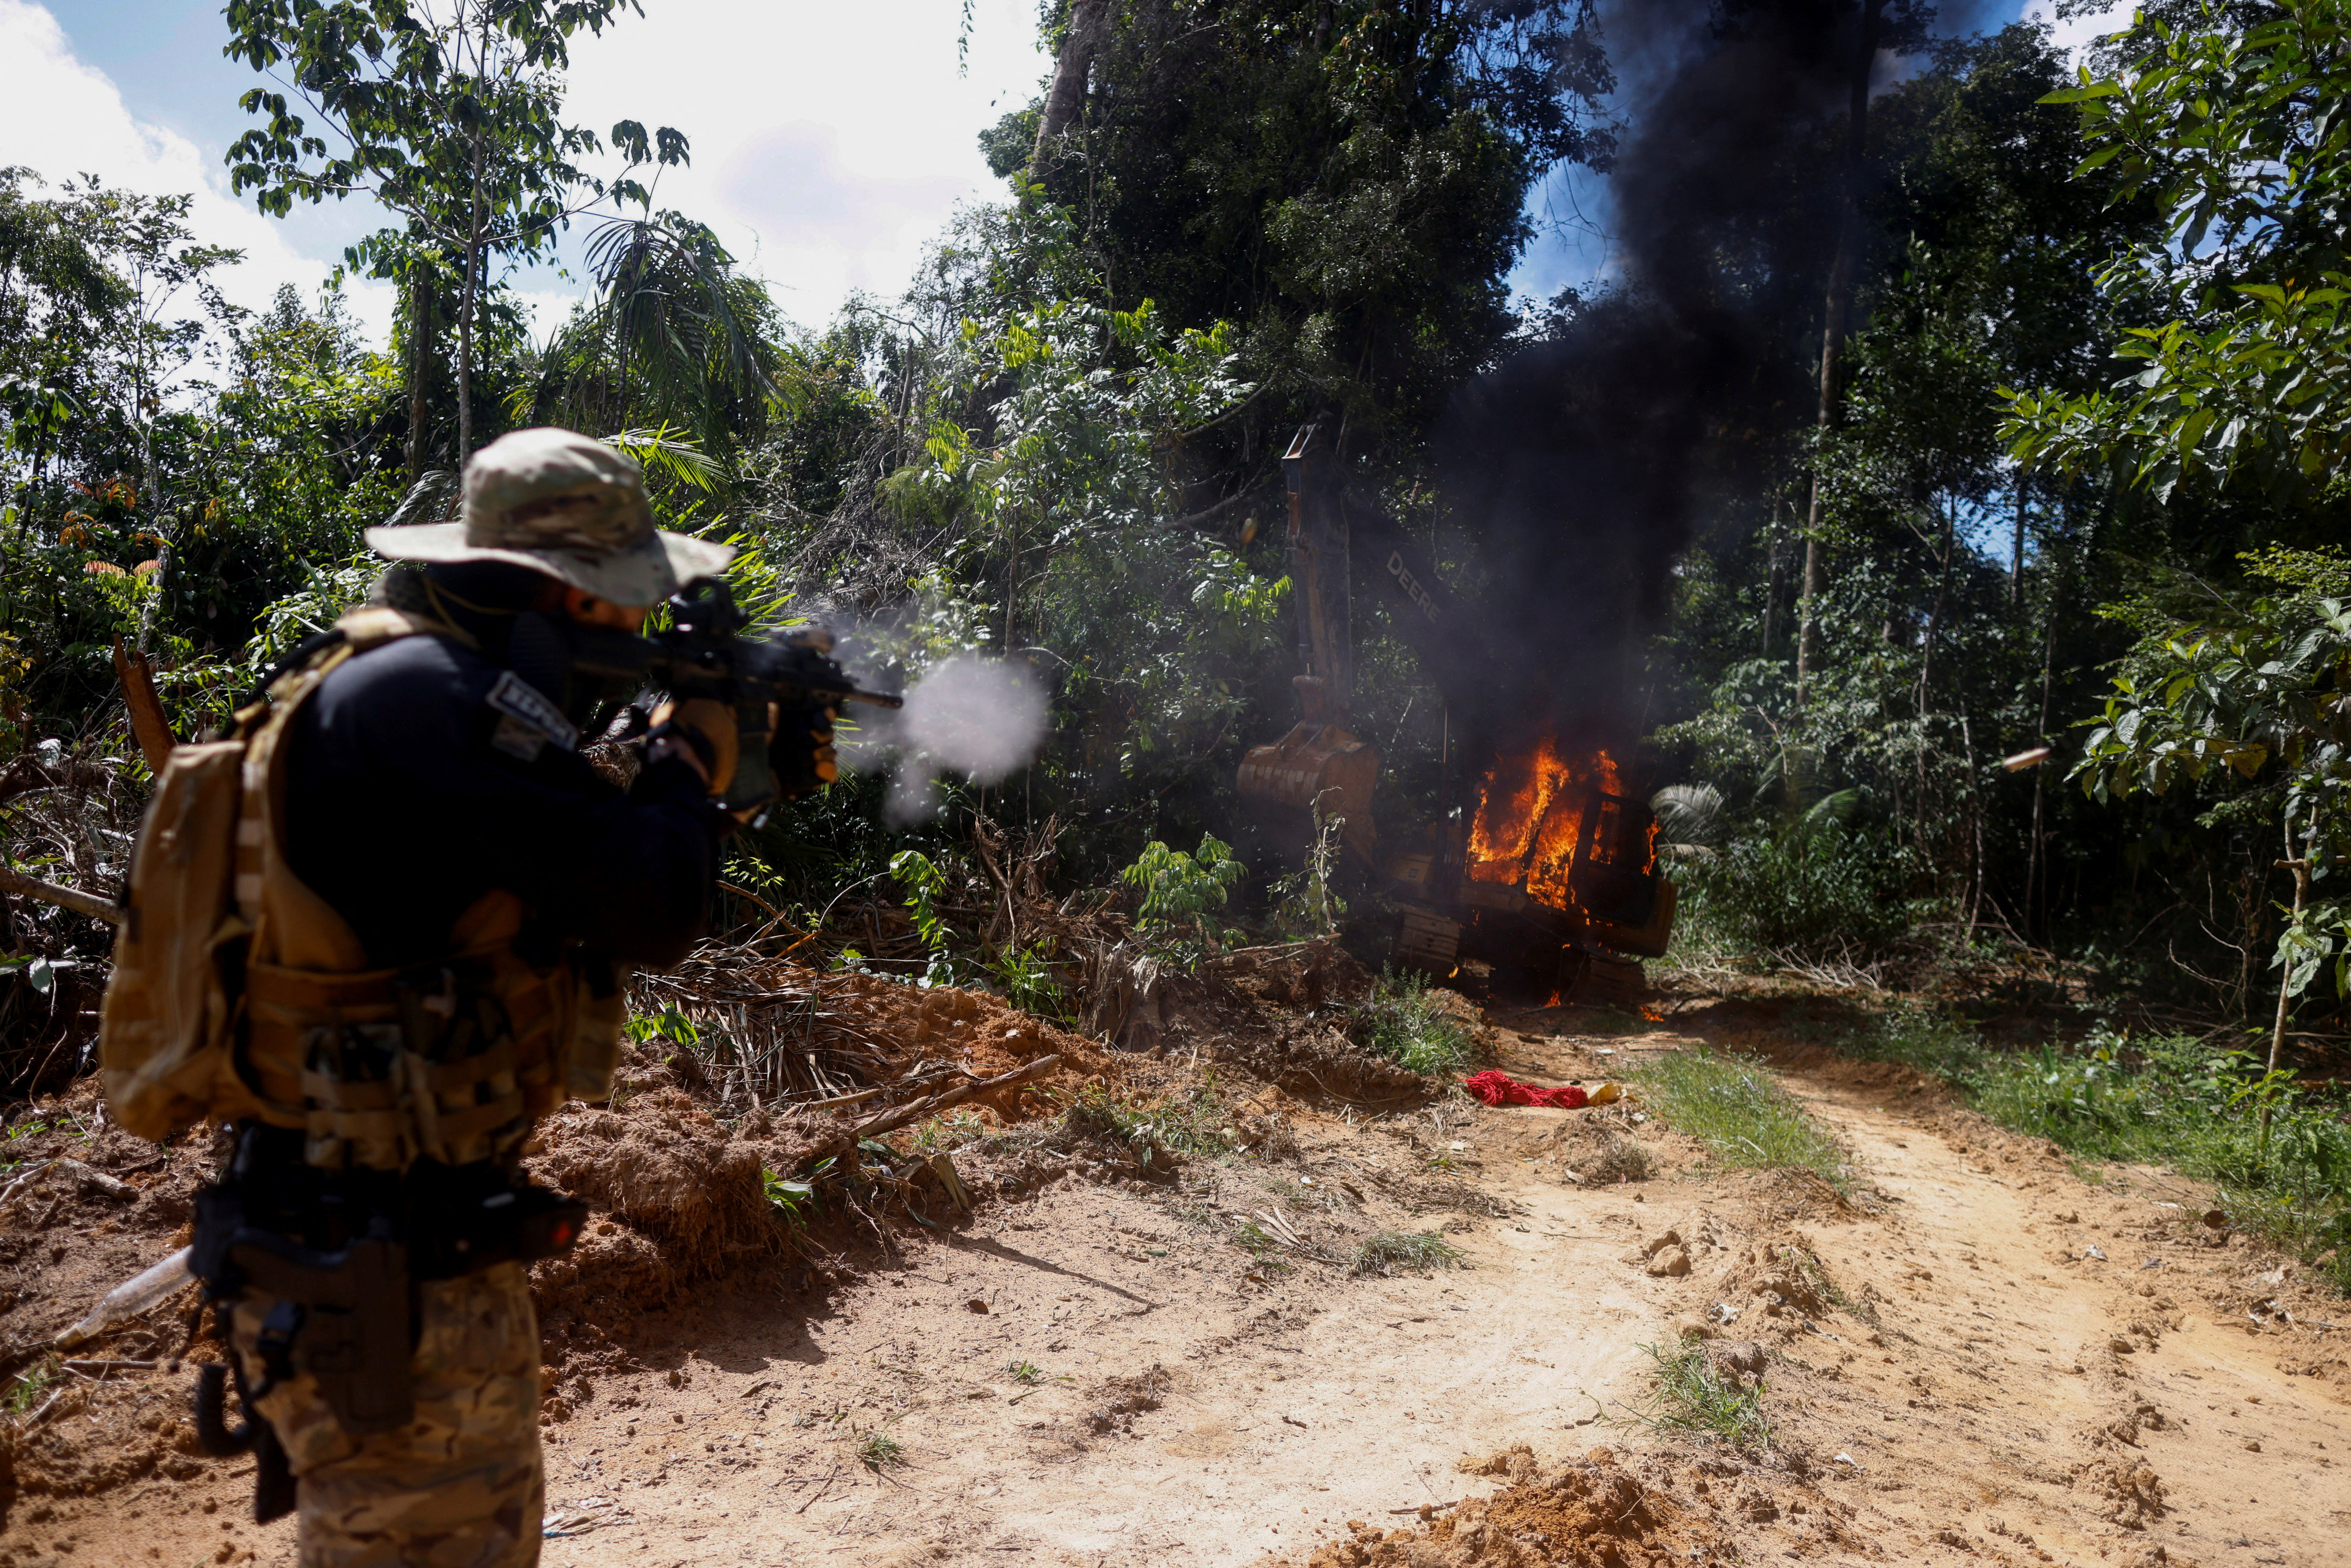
[1466,741,1653,913]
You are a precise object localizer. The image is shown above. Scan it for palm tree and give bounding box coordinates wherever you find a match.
[524,211,793,461]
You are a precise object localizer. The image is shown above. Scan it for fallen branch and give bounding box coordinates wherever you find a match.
[0,866,123,925]
[717,880,783,920]
[784,1053,1070,1180]
[850,1053,1064,1143]
[796,1067,972,1113]
[57,1152,134,1203]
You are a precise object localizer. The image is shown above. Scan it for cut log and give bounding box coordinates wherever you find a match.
[851,1053,1063,1143]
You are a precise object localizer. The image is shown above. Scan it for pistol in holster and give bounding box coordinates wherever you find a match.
[192,1185,416,1436]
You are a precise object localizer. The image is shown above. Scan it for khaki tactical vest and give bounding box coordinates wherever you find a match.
[100,606,627,1165]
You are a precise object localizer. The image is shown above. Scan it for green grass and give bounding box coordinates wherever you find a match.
[1621,1338,1770,1451]
[1361,969,1479,1076]
[854,1430,906,1471]
[1352,1229,1464,1276]
[1633,1046,1850,1189]
[6,1355,57,1416]
[1055,1081,1234,1160]
[1005,1359,1044,1385]
[1855,1007,2351,1294]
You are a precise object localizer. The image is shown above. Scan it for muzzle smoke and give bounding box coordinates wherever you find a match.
[840,655,1050,825]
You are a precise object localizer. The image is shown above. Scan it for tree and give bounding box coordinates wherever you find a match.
[75,186,242,651]
[981,0,1617,472]
[1654,21,2168,951]
[2069,549,2351,1055]
[0,168,123,523]
[2005,0,2351,501]
[1788,0,1940,707]
[223,0,689,460]
[525,212,787,463]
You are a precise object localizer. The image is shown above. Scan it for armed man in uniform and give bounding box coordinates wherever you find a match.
[103,428,836,1567]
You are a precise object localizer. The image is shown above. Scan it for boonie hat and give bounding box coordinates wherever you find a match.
[364,427,733,607]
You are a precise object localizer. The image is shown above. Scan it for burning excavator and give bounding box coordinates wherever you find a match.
[1236,424,1674,1004]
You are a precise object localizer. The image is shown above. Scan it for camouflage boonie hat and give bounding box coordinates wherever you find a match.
[364,427,733,607]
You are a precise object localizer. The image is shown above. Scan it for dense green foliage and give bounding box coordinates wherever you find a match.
[10,0,2351,1099]
[1120,833,1246,970]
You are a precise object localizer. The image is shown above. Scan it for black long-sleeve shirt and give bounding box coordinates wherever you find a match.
[282,631,718,970]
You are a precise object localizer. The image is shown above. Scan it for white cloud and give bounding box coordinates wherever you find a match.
[1,0,1052,356]
[558,0,1050,326]
[0,0,392,345]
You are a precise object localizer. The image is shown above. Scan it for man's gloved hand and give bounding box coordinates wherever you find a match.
[645,697,740,797]
[769,703,840,800]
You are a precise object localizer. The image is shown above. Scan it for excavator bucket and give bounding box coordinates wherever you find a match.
[1236,722,1379,861]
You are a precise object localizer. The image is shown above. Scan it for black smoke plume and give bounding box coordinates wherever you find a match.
[1434,0,1944,756]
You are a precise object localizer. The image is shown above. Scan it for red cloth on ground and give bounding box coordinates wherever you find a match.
[1462,1069,1589,1109]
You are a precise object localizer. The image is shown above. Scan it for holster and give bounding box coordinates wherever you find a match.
[193,1185,415,1435]
[189,1147,586,1451]
[233,1229,414,1434]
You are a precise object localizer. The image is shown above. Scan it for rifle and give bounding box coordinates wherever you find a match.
[572,578,903,812]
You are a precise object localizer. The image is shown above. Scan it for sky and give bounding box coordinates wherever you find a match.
[1,0,1054,345]
[3,0,2135,354]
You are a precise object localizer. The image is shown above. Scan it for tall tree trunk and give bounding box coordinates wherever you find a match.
[2010,468,2027,607]
[134,335,167,656]
[457,113,486,464]
[2265,803,2317,1131]
[2026,548,2064,941]
[1794,0,1885,708]
[1916,499,1955,710]
[1915,498,1955,857]
[1961,713,1985,941]
[1027,0,1110,185]
[406,259,435,481]
[135,538,171,656]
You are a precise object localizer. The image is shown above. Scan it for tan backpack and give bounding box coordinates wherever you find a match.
[98,607,626,1147]
[97,738,255,1138]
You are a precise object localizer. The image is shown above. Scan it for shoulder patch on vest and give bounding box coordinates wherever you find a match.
[485,670,578,760]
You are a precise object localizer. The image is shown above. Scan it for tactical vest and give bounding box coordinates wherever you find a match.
[100,605,627,1167]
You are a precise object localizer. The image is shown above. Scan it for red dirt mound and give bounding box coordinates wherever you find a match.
[1281,1445,1719,1568]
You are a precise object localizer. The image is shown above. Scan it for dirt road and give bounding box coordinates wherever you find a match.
[13,1008,2349,1568]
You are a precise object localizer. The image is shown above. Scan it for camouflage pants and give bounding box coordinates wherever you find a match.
[231,1261,543,1568]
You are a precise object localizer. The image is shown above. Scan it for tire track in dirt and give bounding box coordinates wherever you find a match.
[1772,1070,2351,1568]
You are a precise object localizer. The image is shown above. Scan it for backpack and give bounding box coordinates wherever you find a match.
[98,607,627,1146]
[97,738,256,1138]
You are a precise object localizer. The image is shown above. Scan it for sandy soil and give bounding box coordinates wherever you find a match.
[6,997,2348,1568]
